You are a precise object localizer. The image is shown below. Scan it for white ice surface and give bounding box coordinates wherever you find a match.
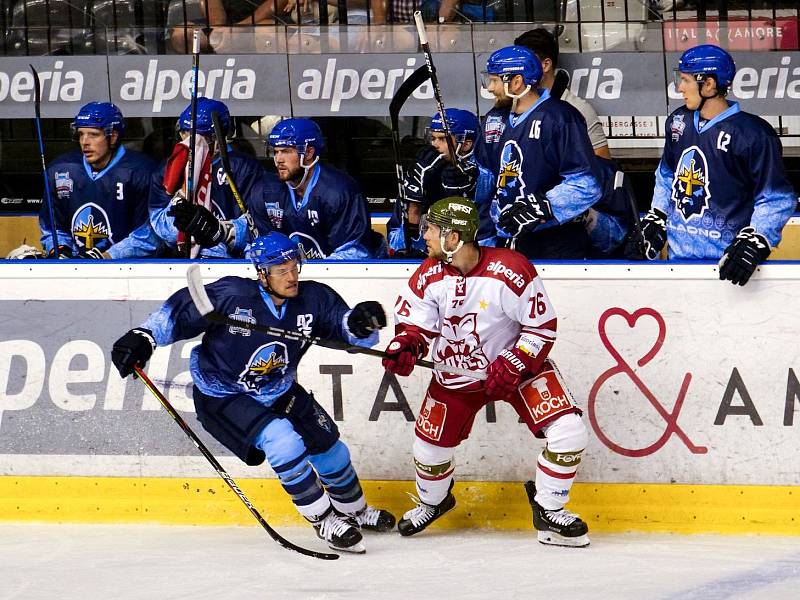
[1,525,799,600]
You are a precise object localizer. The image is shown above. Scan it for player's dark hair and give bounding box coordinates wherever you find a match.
[514,28,559,68]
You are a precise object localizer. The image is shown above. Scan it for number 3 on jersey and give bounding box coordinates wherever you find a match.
[528,292,546,318]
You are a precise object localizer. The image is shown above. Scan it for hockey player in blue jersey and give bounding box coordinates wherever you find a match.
[250,118,384,259]
[149,97,267,258]
[386,108,496,257]
[110,232,396,553]
[628,44,796,285]
[481,46,605,259]
[39,102,159,259]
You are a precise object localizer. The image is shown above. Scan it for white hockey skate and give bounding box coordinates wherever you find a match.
[525,481,590,548]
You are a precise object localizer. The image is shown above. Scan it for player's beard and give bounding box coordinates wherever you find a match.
[279,164,305,185]
[427,245,446,262]
[493,95,512,110]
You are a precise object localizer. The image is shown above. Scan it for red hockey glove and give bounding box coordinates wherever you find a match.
[485,347,534,398]
[382,331,428,377]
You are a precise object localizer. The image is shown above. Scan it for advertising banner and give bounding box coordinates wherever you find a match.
[1,263,799,487]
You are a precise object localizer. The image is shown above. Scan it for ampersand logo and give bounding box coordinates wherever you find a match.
[588,307,708,457]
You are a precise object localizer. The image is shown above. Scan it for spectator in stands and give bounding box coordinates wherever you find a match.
[149,97,268,258]
[627,44,796,285]
[250,117,386,259]
[387,108,495,257]
[36,102,159,260]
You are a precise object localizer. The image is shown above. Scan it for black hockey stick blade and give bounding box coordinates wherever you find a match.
[30,64,42,119]
[185,265,485,380]
[551,69,570,100]
[389,65,431,131]
[134,365,338,560]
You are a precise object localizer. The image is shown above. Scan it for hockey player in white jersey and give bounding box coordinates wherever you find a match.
[382,197,590,547]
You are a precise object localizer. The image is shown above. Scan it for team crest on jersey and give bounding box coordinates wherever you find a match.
[71,203,112,251]
[435,313,489,376]
[239,342,289,392]
[670,114,686,142]
[671,146,711,222]
[484,114,505,143]
[55,172,74,199]
[227,307,255,336]
[496,141,526,204]
[290,232,326,259]
[265,202,284,229]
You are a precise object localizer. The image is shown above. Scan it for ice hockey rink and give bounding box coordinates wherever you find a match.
[1,524,799,600]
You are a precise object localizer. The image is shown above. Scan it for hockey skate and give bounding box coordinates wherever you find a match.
[350,505,397,532]
[311,507,366,553]
[397,481,456,537]
[524,480,589,548]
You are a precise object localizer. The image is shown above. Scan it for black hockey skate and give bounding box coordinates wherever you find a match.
[351,505,397,532]
[524,480,589,547]
[311,507,366,553]
[397,481,456,537]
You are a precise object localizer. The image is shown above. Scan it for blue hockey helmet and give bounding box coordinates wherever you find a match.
[678,44,736,88]
[267,118,325,155]
[484,45,543,87]
[249,232,305,273]
[177,97,232,136]
[71,102,125,137]
[428,108,480,144]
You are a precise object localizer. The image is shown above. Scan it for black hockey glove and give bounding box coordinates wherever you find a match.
[47,245,73,259]
[625,208,667,260]
[168,201,224,247]
[111,328,156,378]
[718,226,771,286]
[404,146,445,204]
[441,159,478,196]
[80,247,106,259]
[347,301,387,338]
[498,193,554,237]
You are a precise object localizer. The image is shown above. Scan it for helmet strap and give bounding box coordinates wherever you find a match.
[287,152,319,191]
[440,228,463,264]
[505,80,532,113]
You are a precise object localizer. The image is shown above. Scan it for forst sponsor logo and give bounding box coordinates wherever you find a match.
[118,58,256,112]
[296,57,434,112]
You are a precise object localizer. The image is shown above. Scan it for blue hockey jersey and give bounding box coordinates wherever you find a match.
[386,154,496,254]
[250,163,378,259]
[40,147,158,258]
[149,149,267,258]
[653,102,796,259]
[487,90,603,239]
[142,276,377,405]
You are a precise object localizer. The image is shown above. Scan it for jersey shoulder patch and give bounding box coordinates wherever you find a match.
[479,248,538,295]
[408,258,446,298]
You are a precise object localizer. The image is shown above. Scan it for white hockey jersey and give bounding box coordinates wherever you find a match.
[393,247,557,391]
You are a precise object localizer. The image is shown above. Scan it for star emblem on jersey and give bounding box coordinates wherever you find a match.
[71,203,112,251]
[671,146,711,222]
[239,342,289,392]
[479,299,488,310]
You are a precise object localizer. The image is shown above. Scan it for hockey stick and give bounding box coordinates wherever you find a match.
[551,69,570,100]
[30,65,59,259]
[389,65,431,252]
[212,110,259,242]
[615,171,644,245]
[413,11,457,164]
[133,364,338,561]
[186,265,486,380]
[182,29,201,258]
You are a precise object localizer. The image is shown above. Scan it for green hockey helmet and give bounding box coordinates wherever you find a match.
[424,197,479,243]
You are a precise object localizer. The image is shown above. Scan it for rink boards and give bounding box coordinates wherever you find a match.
[0,262,799,534]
